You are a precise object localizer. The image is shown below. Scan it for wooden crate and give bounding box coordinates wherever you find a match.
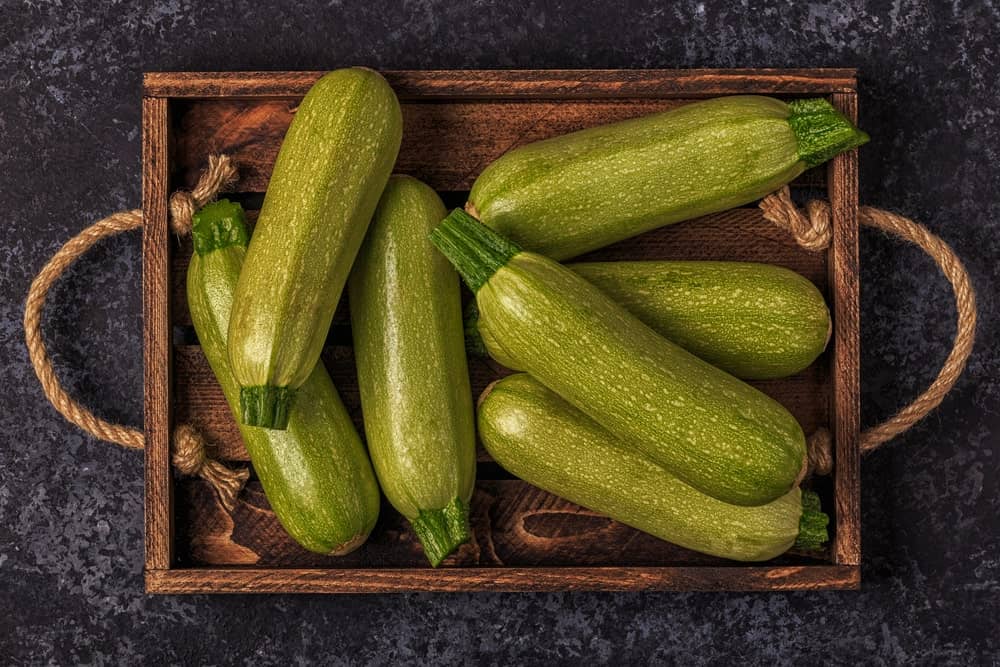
[142,69,860,593]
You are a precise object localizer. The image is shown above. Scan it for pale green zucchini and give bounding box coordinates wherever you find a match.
[187,200,381,555]
[348,176,476,566]
[479,374,828,561]
[467,260,830,380]
[228,68,402,429]
[468,96,868,259]
[430,210,807,507]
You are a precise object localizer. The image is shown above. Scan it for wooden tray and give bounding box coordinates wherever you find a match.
[142,69,860,593]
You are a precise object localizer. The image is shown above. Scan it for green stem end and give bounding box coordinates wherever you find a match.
[788,98,870,169]
[192,199,250,256]
[239,385,295,430]
[429,209,522,293]
[411,497,472,567]
[794,489,830,551]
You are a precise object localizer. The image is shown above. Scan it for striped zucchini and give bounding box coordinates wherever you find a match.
[468,96,868,259]
[349,176,476,566]
[479,374,827,561]
[187,200,381,554]
[430,210,807,507]
[467,260,830,380]
[228,68,402,428]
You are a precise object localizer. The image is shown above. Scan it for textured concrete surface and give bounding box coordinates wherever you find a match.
[1,0,997,663]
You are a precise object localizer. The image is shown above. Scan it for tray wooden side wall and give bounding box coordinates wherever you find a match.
[143,69,860,593]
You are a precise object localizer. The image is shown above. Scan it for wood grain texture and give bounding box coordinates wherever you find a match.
[176,478,824,568]
[171,98,827,194]
[146,564,860,594]
[828,93,862,567]
[147,69,862,592]
[142,96,172,571]
[145,69,858,98]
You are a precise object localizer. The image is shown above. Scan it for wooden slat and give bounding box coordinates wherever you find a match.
[176,479,783,568]
[172,207,828,326]
[173,345,827,464]
[172,98,828,194]
[573,207,830,279]
[146,564,860,594]
[828,93,862,566]
[175,478,829,570]
[142,96,172,571]
[145,69,858,99]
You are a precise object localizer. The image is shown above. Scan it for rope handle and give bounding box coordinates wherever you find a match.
[762,186,977,474]
[24,162,975,487]
[23,155,248,512]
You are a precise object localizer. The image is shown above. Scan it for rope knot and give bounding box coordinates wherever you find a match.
[170,423,208,475]
[168,154,238,236]
[759,186,832,251]
[171,423,249,513]
[168,192,197,236]
[806,428,834,477]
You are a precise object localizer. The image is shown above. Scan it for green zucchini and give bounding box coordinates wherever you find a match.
[467,260,830,380]
[479,374,828,561]
[187,200,381,555]
[468,96,868,260]
[430,210,806,507]
[228,68,403,428]
[348,176,476,566]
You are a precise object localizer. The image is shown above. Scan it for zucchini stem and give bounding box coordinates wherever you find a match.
[191,199,250,256]
[239,385,295,430]
[429,209,522,293]
[794,489,830,551]
[788,98,870,168]
[411,496,471,566]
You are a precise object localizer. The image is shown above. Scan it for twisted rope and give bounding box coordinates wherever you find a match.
[805,429,834,477]
[23,155,248,511]
[760,186,977,472]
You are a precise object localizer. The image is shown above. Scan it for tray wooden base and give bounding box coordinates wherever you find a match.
[142,69,860,593]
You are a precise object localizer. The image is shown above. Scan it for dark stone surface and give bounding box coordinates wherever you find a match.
[1,0,997,663]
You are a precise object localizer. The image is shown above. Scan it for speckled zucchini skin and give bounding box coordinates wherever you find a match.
[472,261,830,380]
[228,68,402,428]
[479,374,804,561]
[348,176,475,565]
[468,96,868,260]
[187,202,380,555]
[475,251,807,507]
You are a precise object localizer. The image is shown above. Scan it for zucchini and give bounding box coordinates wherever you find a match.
[348,176,476,566]
[478,374,828,561]
[468,96,868,259]
[430,210,807,507]
[228,68,403,428]
[187,200,381,555]
[467,260,830,380]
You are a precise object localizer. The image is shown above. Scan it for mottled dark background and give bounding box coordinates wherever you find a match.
[1,0,997,663]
